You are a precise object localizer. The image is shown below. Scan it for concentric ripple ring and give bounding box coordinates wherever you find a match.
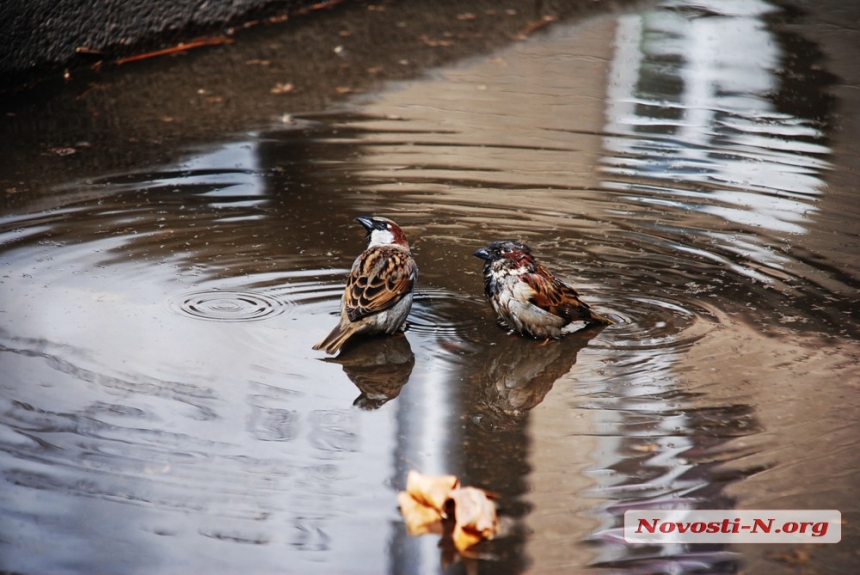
[172,290,289,322]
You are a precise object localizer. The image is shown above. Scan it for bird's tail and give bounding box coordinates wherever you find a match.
[586,308,616,325]
[312,324,353,355]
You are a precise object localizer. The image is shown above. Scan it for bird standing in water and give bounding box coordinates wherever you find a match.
[473,240,613,339]
[313,216,417,355]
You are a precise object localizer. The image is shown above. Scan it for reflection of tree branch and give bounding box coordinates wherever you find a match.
[325,334,415,410]
[472,325,605,428]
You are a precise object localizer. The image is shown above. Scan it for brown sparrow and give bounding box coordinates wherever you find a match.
[313,216,417,354]
[473,240,613,339]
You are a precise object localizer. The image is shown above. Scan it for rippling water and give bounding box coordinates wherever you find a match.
[2,1,859,574]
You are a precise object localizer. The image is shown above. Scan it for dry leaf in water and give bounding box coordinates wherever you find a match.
[398,471,459,536]
[450,487,499,552]
[271,82,295,95]
[397,490,444,536]
[405,470,459,514]
[398,471,500,553]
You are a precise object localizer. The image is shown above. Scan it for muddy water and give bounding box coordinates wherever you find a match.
[2,1,859,574]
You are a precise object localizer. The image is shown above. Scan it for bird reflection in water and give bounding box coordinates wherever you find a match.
[325,334,415,409]
[469,324,606,429]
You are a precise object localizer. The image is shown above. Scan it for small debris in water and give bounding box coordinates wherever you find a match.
[515,15,558,40]
[47,147,77,156]
[115,36,234,65]
[420,35,454,48]
[271,82,295,95]
[765,548,811,566]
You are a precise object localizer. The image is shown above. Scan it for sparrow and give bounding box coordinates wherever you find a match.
[473,240,613,339]
[313,216,417,355]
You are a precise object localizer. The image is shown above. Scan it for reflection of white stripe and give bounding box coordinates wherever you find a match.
[397,349,455,573]
[417,358,452,476]
[605,14,643,137]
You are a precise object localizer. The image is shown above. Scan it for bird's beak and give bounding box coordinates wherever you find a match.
[356,216,375,232]
[473,247,491,260]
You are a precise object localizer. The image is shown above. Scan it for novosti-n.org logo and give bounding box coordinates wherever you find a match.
[624,510,841,544]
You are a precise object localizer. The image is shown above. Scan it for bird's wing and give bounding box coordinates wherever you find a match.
[523,264,592,321]
[345,246,416,322]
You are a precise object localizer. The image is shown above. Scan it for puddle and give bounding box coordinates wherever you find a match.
[1,0,859,574]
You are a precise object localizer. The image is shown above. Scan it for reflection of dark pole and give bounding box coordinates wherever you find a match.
[460,415,531,575]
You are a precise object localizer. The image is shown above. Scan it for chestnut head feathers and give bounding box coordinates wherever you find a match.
[356,215,410,249]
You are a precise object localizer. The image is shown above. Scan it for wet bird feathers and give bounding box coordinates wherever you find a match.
[476,240,613,339]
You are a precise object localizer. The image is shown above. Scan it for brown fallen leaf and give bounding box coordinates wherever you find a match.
[397,491,444,536]
[450,487,499,551]
[451,487,498,537]
[271,82,295,95]
[398,471,500,554]
[405,470,459,514]
[515,15,558,40]
[336,86,362,94]
[419,35,454,47]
